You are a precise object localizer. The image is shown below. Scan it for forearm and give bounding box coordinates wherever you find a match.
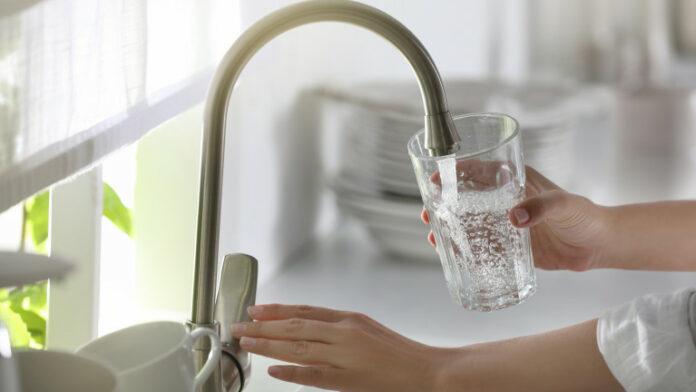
[603,201,696,270]
[435,319,623,392]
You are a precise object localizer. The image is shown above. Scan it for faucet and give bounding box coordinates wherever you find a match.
[188,1,460,391]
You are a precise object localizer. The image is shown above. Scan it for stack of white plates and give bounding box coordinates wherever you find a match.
[329,171,432,260]
[319,80,605,261]
[339,105,423,197]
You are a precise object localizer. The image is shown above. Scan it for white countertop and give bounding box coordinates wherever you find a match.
[245,224,696,390]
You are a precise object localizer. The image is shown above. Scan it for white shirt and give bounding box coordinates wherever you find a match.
[597,289,696,392]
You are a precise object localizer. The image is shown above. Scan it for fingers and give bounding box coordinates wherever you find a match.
[268,365,350,390]
[422,209,436,246]
[232,319,338,344]
[248,304,351,322]
[525,166,561,193]
[510,190,570,228]
[427,231,436,247]
[421,208,430,224]
[240,337,334,366]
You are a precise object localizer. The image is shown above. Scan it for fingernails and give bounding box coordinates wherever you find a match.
[268,366,281,377]
[513,208,530,224]
[247,305,261,317]
[239,337,256,348]
[231,323,247,334]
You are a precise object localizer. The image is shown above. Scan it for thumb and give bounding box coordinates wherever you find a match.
[509,190,571,228]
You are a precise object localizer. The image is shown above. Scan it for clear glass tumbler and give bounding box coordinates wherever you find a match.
[408,113,536,311]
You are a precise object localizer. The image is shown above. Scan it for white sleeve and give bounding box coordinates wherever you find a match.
[597,289,696,392]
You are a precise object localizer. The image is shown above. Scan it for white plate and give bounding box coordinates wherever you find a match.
[330,173,423,218]
[337,199,436,262]
[0,252,73,287]
[331,175,437,262]
[336,198,424,234]
[366,223,437,262]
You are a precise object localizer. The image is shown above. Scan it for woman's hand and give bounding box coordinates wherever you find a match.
[422,166,613,271]
[232,304,449,391]
[233,305,623,392]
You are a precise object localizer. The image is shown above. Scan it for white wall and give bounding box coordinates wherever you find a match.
[134,106,203,318]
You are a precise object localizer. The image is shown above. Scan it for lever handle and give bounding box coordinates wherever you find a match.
[214,254,258,392]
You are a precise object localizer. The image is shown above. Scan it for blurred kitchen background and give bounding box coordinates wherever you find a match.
[1,0,696,371]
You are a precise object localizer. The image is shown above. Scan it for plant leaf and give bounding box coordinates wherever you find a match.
[27,282,47,312]
[8,282,47,314]
[5,283,48,348]
[11,308,45,345]
[0,303,31,347]
[103,182,133,237]
[25,191,49,253]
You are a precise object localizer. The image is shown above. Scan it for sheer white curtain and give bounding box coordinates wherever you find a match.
[0,0,238,211]
[19,0,146,158]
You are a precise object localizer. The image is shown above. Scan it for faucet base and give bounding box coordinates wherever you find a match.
[186,320,224,392]
[187,320,247,392]
[220,346,246,392]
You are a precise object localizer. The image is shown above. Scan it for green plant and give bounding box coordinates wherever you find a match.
[0,283,46,348]
[0,182,133,348]
[0,192,50,348]
[103,182,134,238]
[24,191,49,253]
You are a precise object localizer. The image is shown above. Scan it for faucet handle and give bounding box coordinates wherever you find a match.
[215,253,258,341]
[214,254,258,392]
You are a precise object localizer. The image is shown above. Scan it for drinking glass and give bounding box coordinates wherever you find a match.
[408,113,536,311]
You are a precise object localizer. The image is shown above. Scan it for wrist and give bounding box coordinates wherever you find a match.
[594,205,625,269]
[430,347,470,392]
[430,344,505,392]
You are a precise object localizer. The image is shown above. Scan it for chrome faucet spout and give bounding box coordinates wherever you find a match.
[189,1,459,391]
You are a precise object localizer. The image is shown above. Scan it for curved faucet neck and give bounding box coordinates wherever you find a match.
[191,0,458,324]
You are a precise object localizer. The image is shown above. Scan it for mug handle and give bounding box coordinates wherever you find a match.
[188,327,222,390]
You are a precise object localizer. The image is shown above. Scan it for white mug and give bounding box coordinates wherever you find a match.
[15,350,118,392]
[77,321,221,392]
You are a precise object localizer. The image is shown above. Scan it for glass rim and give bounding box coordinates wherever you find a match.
[408,112,520,161]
